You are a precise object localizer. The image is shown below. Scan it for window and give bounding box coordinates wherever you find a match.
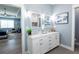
[7,20,14,28]
[0,19,14,28]
[1,20,8,28]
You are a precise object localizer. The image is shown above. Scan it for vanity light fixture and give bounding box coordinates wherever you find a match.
[50,15,56,23]
[26,11,32,18]
[41,14,45,19]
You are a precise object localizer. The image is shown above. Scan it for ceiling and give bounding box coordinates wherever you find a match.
[0,4,21,18]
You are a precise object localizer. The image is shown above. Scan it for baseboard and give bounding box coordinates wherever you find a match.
[60,44,74,51]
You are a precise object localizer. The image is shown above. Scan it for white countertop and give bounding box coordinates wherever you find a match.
[29,32,59,38]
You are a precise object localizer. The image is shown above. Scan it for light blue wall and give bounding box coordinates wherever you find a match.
[52,4,72,47]
[24,4,53,29]
[24,4,53,50]
[25,4,53,15]
[24,4,73,49]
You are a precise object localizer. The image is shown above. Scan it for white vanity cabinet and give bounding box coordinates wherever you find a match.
[48,33,59,51]
[28,32,59,54]
[28,37,40,54]
[32,38,40,53]
[39,36,49,54]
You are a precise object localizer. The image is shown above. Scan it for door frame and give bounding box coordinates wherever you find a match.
[71,4,79,51]
[21,5,26,54]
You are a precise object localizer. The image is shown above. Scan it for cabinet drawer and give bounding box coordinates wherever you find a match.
[56,34,59,39]
[48,36,52,39]
[39,42,44,46]
[56,36,59,39]
[32,38,40,54]
[48,42,53,47]
[39,42,48,54]
[54,39,59,45]
[49,39,52,42]
[48,42,58,50]
[49,42,53,46]
[39,36,46,41]
[49,46,53,50]
[48,43,54,50]
[39,38,44,41]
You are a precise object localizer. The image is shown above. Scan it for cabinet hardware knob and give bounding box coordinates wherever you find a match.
[49,40,51,41]
[40,39,43,41]
[40,43,43,45]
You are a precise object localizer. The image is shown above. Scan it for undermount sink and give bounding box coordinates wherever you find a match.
[42,32,47,34]
[41,30,51,34]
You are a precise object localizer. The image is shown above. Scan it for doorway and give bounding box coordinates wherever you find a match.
[74,7,79,52]
[0,4,22,54]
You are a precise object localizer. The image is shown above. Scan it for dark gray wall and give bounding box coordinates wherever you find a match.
[75,8,79,42]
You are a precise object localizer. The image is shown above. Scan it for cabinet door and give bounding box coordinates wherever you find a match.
[39,36,49,54]
[48,34,55,50]
[43,36,49,53]
[39,37,45,54]
[51,33,59,48]
[54,33,60,46]
[48,33,59,51]
[32,38,40,54]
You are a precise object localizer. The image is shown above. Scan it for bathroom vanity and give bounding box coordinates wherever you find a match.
[24,11,59,54]
[27,32,59,54]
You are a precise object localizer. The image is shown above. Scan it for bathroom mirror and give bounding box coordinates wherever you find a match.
[41,15,52,28]
[31,13,41,28]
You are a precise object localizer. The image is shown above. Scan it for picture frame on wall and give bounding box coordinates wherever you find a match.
[56,12,69,24]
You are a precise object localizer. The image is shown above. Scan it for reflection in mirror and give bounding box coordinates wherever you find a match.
[41,15,52,28]
[31,13,41,27]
